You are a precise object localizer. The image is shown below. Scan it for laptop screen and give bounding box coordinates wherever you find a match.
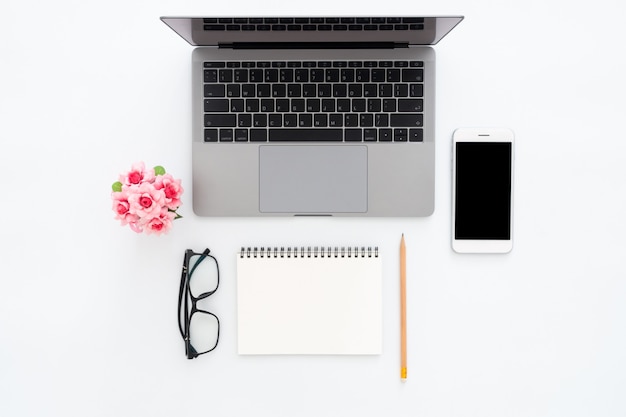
[161,16,463,47]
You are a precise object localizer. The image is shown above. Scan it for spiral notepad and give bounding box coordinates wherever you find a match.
[237,246,382,355]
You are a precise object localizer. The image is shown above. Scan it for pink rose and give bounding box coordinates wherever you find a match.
[112,191,140,226]
[143,208,176,235]
[154,173,184,210]
[127,182,165,219]
[119,161,155,187]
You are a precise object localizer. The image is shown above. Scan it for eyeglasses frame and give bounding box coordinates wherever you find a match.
[178,248,220,359]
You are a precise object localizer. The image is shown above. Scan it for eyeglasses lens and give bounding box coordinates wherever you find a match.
[189,311,219,354]
[188,254,218,298]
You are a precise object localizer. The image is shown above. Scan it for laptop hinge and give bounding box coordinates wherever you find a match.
[219,42,408,50]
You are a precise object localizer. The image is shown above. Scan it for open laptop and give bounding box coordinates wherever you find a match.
[161,16,463,216]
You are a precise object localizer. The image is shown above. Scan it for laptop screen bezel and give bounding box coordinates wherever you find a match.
[161,16,464,47]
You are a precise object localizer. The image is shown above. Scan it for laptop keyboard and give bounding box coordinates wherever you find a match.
[202,17,426,32]
[203,60,425,143]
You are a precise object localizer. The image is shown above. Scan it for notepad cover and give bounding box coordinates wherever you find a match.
[237,249,382,355]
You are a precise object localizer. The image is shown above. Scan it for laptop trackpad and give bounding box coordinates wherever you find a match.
[259,145,368,214]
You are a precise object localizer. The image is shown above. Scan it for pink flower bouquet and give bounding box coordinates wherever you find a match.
[111,162,183,235]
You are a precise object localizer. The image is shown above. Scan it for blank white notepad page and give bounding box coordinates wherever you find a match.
[237,248,382,355]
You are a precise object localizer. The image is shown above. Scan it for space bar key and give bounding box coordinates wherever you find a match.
[269,128,343,142]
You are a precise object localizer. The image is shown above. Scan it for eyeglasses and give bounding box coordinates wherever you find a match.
[178,248,220,359]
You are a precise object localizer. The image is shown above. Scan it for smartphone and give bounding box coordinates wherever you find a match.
[452,128,514,253]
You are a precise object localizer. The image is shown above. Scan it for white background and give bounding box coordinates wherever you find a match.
[1,0,625,416]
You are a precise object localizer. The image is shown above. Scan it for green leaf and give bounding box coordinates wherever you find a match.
[154,165,166,176]
[169,209,183,220]
[112,181,123,192]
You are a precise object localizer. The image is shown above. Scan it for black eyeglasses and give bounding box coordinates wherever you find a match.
[178,248,220,359]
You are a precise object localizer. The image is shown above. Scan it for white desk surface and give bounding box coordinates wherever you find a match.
[2,1,625,416]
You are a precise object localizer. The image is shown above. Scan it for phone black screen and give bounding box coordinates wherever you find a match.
[455,142,512,240]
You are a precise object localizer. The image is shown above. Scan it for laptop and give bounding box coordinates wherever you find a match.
[161,16,463,216]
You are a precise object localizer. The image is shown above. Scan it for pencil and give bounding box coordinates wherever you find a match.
[400,234,407,380]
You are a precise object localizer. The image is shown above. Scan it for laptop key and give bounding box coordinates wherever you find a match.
[205,114,236,127]
[333,84,347,97]
[280,69,294,82]
[314,114,328,127]
[310,69,324,82]
[235,129,249,142]
[287,84,301,97]
[391,114,423,127]
[234,69,249,82]
[227,84,241,97]
[265,69,278,82]
[204,129,219,142]
[371,69,385,82]
[345,129,363,142]
[276,99,290,112]
[364,129,377,141]
[260,99,274,113]
[238,114,252,127]
[241,84,255,97]
[291,99,305,112]
[295,69,308,82]
[219,69,233,82]
[269,114,282,127]
[231,99,244,112]
[254,114,267,127]
[375,113,389,127]
[303,84,316,97]
[250,69,263,82]
[204,69,218,82]
[409,84,423,97]
[345,114,358,127]
[318,84,331,97]
[246,99,259,112]
[402,69,423,82]
[351,99,366,112]
[204,84,225,97]
[379,84,393,97]
[204,61,225,67]
[394,128,408,142]
[368,99,382,112]
[398,99,423,112]
[379,128,392,141]
[409,129,424,142]
[394,83,409,97]
[341,68,355,82]
[299,114,312,127]
[322,99,335,112]
[204,99,229,112]
[219,129,233,142]
[360,114,374,127]
[306,99,320,112]
[272,84,286,97]
[364,84,377,97]
[329,114,343,127]
[250,129,267,142]
[383,99,397,112]
[337,99,350,112]
[269,129,342,141]
[283,114,297,127]
[257,84,271,97]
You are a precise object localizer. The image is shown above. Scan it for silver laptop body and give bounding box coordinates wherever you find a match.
[162,16,463,216]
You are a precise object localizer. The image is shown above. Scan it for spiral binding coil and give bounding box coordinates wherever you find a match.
[239,246,379,258]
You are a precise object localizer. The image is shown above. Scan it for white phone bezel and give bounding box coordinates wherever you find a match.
[452,128,514,254]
